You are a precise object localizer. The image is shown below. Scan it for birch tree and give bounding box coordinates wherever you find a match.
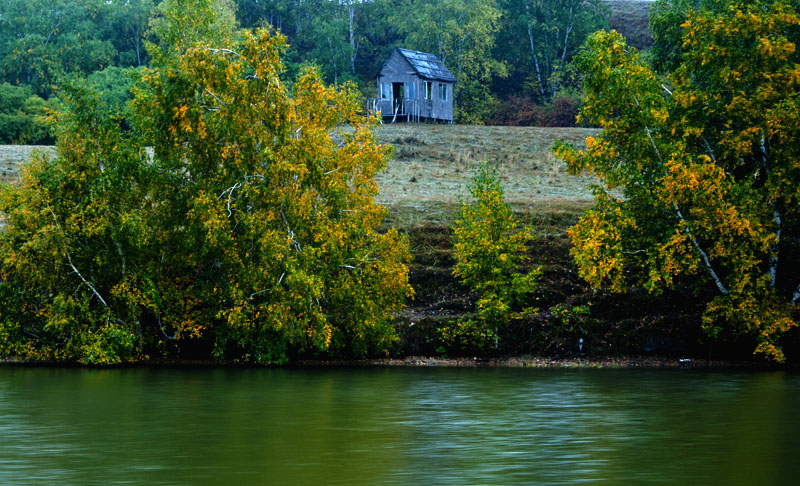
[501,0,607,99]
[0,0,412,364]
[555,1,800,361]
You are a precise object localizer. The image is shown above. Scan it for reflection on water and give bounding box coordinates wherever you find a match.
[1,367,798,485]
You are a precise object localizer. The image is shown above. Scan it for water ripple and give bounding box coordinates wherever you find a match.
[1,368,799,485]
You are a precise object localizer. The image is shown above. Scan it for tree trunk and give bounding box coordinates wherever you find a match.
[527,25,545,97]
[561,5,574,64]
[348,3,356,75]
[134,29,142,66]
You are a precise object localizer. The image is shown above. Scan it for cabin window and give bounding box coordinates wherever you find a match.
[381,82,391,100]
[424,81,432,100]
[406,82,415,99]
[439,83,447,102]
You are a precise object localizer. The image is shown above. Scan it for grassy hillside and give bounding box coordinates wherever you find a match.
[373,124,597,226]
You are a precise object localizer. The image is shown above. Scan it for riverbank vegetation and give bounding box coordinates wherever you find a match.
[3,0,800,365]
[2,124,723,364]
[447,164,541,352]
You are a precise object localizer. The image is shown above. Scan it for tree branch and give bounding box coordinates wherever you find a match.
[623,249,647,255]
[629,95,727,294]
[674,204,729,295]
[632,94,663,164]
[219,181,242,217]
[108,222,126,278]
[701,136,716,162]
[45,21,61,47]
[280,208,301,252]
[770,209,781,287]
[204,88,227,107]
[156,315,177,340]
[66,252,109,307]
[761,132,781,287]
[47,206,109,306]
[248,272,285,301]
[203,47,244,58]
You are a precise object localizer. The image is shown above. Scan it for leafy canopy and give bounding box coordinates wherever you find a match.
[499,0,608,100]
[555,0,800,361]
[0,0,412,364]
[0,82,57,144]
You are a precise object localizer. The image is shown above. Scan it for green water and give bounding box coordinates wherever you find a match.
[1,366,798,485]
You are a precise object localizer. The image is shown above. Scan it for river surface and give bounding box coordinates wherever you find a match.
[1,366,798,485]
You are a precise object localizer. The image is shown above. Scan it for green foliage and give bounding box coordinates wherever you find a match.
[0,0,119,97]
[0,82,56,144]
[86,66,139,113]
[543,303,590,353]
[0,0,614,124]
[498,0,609,101]
[649,0,701,73]
[103,0,155,67]
[0,0,412,364]
[148,0,240,50]
[446,163,540,351]
[555,1,800,361]
[0,82,151,364]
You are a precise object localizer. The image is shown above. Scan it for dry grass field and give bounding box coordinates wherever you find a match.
[0,125,597,224]
[374,124,596,225]
[0,146,55,184]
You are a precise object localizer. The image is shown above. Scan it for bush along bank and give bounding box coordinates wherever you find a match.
[383,165,712,361]
[391,215,771,364]
[0,202,785,366]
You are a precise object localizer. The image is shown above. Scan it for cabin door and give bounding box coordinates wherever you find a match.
[392,82,405,114]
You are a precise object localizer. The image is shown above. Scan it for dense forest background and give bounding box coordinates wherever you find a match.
[0,0,651,142]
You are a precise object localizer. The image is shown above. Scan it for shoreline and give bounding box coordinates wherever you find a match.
[298,356,774,369]
[0,355,780,370]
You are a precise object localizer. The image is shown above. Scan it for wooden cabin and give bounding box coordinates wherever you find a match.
[373,48,456,123]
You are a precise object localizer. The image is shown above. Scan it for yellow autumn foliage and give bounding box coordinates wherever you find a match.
[556,1,800,362]
[0,0,412,364]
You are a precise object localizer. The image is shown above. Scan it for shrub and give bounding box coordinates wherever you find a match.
[489,95,581,127]
[444,163,540,352]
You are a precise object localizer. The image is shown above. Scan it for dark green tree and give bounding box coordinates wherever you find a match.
[0,0,118,97]
[101,0,156,67]
[0,83,57,144]
[498,0,608,100]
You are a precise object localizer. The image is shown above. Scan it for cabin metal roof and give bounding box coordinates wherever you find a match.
[394,48,456,83]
